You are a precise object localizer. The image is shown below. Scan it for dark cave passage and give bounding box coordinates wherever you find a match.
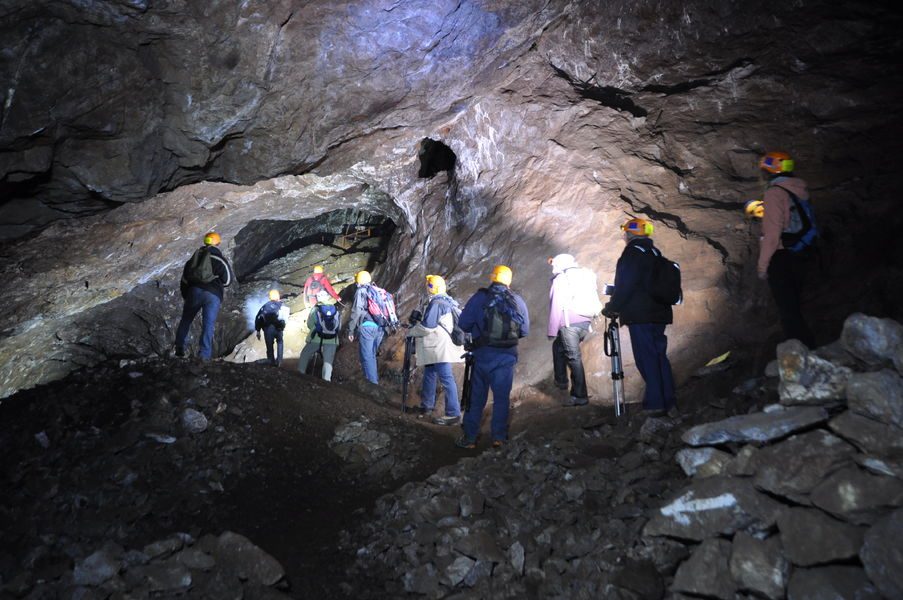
[417,138,457,179]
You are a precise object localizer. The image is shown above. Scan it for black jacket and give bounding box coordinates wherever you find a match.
[180,245,232,300]
[605,237,673,325]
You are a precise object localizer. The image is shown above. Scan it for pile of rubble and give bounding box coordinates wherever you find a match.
[343,313,903,599]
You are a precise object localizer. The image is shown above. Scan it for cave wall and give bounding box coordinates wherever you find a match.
[1,0,902,398]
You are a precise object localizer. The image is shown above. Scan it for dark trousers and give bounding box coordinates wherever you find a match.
[553,322,590,399]
[462,350,517,442]
[175,287,221,360]
[627,323,676,411]
[263,324,284,365]
[767,250,815,347]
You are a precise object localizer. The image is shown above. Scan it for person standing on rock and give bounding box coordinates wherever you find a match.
[348,270,397,384]
[254,289,290,367]
[298,291,342,381]
[303,265,341,309]
[602,218,676,414]
[456,265,530,449]
[749,151,817,348]
[407,275,465,426]
[175,231,233,361]
[548,253,599,407]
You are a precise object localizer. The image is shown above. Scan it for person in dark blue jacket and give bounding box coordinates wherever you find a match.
[602,218,676,414]
[175,231,232,361]
[456,265,530,449]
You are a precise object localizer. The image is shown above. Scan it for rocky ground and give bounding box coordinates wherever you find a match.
[2,313,902,599]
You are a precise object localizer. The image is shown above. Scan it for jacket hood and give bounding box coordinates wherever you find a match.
[770,176,809,199]
[550,253,577,275]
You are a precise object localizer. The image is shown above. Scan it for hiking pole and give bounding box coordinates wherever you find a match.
[400,309,422,413]
[604,316,626,418]
[460,336,474,415]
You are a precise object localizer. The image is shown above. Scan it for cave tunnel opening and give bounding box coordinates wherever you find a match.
[215,208,397,363]
[417,138,456,179]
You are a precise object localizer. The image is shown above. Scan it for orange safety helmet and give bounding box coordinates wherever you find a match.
[203,231,221,246]
[759,151,795,175]
[621,218,654,236]
[490,265,513,286]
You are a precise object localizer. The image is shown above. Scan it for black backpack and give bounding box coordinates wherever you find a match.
[183,247,216,286]
[315,304,341,339]
[647,248,682,306]
[481,288,525,348]
[435,297,467,346]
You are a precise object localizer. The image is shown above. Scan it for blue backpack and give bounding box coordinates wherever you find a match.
[315,304,341,339]
[774,184,818,252]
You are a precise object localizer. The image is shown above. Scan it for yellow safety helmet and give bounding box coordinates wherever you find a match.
[490,265,513,286]
[744,199,765,219]
[355,270,372,285]
[426,274,447,295]
[203,231,221,246]
[313,265,324,274]
[621,218,654,236]
[268,289,280,301]
[760,151,795,175]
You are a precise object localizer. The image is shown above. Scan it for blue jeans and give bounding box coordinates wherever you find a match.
[175,287,221,360]
[357,325,384,384]
[263,324,284,365]
[421,362,461,416]
[462,349,517,442]
[627,323,676,411]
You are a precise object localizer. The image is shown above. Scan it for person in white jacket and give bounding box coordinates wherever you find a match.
[407,275,465,426]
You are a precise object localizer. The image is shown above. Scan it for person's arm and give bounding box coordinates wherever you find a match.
[348,288,365,339]
[548,277,563,338]
[458,291,485,338]
[605,251,641,315]
[516,293,530,338]
[210,252,232,287]
[322,277,341,301]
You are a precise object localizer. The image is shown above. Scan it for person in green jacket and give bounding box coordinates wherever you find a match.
[298,291,342,381]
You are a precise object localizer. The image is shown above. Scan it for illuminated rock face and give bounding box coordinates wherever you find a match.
[1,1,902,396]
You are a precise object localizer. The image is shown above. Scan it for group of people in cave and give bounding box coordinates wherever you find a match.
[174,151,815,449]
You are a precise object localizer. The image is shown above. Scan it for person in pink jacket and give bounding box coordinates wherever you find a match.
[752,151,816,347]
[548,254,593,406]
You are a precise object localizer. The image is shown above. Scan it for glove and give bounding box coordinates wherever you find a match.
[256,331,261,340]
[601,304,617,318]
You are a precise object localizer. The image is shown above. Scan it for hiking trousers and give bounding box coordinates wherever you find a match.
[298,339,338,381]
[767,249,815,348]
[553,322,590,399]
[421,362,461,417]
[263,324,284,366]
[462,350,517,442]
[627,323,676,411]
[357,325,384,384]
[176,287,221,360]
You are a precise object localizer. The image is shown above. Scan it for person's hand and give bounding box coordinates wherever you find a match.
[601,304,617,318]
[348,334,354,342]
[256,331,261,341]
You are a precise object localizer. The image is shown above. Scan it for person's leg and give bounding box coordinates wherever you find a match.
[298,341,318,373]
[628,323,665,411]
[198,291,221,360]
[462,359,490,442]
[560,324,589,399]
[275,328,284,365]
[264,326,276,364]
[488,353,517,442]
[436,362,460,417]
[321,344,337,381]
[420,364,438,411]
[175,288,202,352]
[652,324,676,411]
[768,250,814,347]
[357,327,379,383]
[552,333,568,388]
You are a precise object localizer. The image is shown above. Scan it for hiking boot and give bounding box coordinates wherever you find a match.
[455,436,476,449]
[433,415,461,426]
[561,396,589,407]
[492,439,506,448]
[174,346,185,358]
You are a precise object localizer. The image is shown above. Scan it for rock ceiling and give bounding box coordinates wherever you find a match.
[1,0,902,397]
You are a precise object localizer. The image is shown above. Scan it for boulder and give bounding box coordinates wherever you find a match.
[845,370,903,429]
[777,340,852,406]
[672,538,735,599]
[729,532,788,600]
[840,313,903,371]
[681,406,829,447]
[810,466,903,525]
[860,507,903,600]
[777,507,865,566]
[675,447,732,478]
[214,531,285,586]
[828,410,903,456]
[786,566,881,600]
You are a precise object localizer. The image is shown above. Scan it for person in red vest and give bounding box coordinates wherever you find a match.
[303,265,341,308]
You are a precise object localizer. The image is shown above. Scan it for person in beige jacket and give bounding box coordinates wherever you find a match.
[407,275,465,426]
